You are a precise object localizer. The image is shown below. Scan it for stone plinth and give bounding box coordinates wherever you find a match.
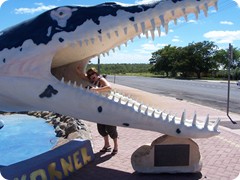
[131,135,202,173]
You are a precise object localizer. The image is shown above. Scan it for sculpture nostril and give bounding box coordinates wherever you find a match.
[98,106,103,113]
[176,128,181,134]
[123,123,129,127]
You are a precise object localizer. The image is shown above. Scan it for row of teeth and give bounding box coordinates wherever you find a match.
[60,77,220,131]
[108,91,220,130]
[71,2,218,58]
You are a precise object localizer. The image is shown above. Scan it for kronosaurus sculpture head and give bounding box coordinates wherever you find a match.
[0,0,220,138]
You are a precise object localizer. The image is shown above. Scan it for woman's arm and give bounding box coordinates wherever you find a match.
[91,78,112,93]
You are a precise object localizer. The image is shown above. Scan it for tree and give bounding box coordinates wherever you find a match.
[182,41,218,79]
[150,45,179,77]
[231,47,240,69]
[213,49,228,69]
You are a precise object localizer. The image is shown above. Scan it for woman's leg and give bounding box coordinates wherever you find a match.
[97,124,111,151]
[106,125,118,155]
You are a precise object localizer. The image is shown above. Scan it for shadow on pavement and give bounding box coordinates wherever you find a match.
[67,152,203,180]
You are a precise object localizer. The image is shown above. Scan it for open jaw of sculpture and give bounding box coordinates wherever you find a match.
[0,0,220,139]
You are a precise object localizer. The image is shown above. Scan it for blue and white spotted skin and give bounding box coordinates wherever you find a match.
[0,0,220,138]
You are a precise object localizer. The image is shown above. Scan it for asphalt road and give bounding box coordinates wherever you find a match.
[107,75,240,115]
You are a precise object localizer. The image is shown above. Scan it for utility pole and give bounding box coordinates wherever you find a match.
[97,56,101,74]
[227,43,237,124]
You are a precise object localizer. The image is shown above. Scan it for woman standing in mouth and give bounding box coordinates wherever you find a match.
[86,68,118,155]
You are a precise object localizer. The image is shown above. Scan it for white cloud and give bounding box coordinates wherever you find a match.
[138,42,163,53]
[172,36,182,43]
[14,3,56,14]
[204,30,240,44]
[172,38,180,42]
[188,19,197,24]
[135,0,159,4]
[233,0,240,8]
[91,51,151,64]
[220,21,234,25]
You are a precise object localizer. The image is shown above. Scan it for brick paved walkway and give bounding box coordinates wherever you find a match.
[67,123,240,180]
[67,84,240,180]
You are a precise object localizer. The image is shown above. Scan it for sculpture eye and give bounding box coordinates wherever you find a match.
[59,11,64,16]
[50,7,73,27]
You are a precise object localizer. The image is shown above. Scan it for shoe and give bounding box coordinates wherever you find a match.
[100,146,111,153]
[111,149,118,155]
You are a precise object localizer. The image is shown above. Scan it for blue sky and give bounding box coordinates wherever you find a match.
[0,0,240,64]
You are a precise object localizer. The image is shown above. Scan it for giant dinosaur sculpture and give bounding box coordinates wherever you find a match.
[0,0,220,138]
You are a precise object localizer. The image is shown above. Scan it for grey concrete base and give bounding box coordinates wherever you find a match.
[131,135,202,174]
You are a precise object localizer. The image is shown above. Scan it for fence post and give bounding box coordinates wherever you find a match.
[227,43,237,124]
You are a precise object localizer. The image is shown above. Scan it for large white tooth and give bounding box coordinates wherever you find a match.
[150,18,156,30]
[90,38,94,44]
[117,98,121,103]
[159,15,165,28]
[145,107,150,115]
[107,32,111,39]
[73,81,77,88]
[149,110,154,117]
[204,3,209,11]
[214,2,218,11]
[213,118,220,131]
[204,114,209,129]
[115,30,119,37]
[108,94,114,100]
[86,85,90,91]
[98,35,102,42]
[67,80,71,86]
[171,11,177,25]
[150,30,155,41]
[61,77,65,83]
[171,10,175,17]
[182,8,188,22]
[145,30,149,39]
[164,23,169,34]
[159,112,163,120]
[180,111,186,125]
[78,40,82,47]
[141,22,146,34]
[84,39,89,46]
[172,116,176,123]
[194,10,199,20]
[174,19,177,25]
[124,42,128,47]
[157,26,161,37]
[196,6,200,14]
[165,114,169,122]
[124,27,128,35]
[192,112,197,127]
[79,84,83,89]
[138,104,142,113]
[203,9,208,17]
[134,23,138,33]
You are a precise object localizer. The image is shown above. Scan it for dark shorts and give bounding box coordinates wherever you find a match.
[97,123,118,139]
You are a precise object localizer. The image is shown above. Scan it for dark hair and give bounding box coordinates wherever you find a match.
[86,68,98,78]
